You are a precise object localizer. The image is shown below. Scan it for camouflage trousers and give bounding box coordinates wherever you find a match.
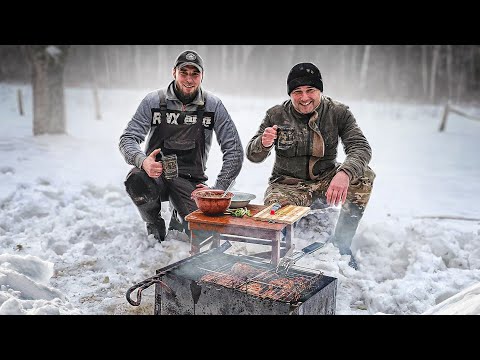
[264,165,376,254]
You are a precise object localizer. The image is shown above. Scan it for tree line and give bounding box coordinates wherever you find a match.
[3,45,480,135]
[2,45,480,104]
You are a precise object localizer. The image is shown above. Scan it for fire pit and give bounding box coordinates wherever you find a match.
[126,242,337,315]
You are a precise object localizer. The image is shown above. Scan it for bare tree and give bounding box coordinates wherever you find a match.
[89,45,101,120]
[134,45,142,87]
[429,45,441,103]
[113,45,122,86]
[221,45,229,80]
[103,46,111,88]
[338,45,347,92]
[24,45,70,135]
[157,45,167,83]
[446,44,453,100]
[359,45,371,91]
[421,45,429,100]
[350,45,359,82]
[232,45,241,82]
[387,46,398,99]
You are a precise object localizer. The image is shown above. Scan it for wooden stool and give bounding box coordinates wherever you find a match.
[185,204,294,265]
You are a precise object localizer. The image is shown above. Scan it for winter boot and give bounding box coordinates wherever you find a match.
[168,209,184,232]
[331,201,365,270]
[340,247,359,270]
[146,219,167,242]
[125,168,165,241]
[133,201,166,242]
[348,254,359,270]
[332,201,364,255]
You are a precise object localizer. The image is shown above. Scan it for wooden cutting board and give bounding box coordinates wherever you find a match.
[252,204,310,224]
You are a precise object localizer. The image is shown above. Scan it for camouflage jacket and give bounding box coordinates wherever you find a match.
[246,95,371,183]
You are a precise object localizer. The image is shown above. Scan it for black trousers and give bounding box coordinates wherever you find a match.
[124,167,203,232]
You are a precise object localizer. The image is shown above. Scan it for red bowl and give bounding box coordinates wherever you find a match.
[192,189,233,215]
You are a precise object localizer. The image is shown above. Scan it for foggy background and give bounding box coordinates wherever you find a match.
[2,45,480,104]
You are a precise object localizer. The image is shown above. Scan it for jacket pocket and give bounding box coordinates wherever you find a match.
[163,138,197,165]
[276,141,297,157]
[163,139,196,152]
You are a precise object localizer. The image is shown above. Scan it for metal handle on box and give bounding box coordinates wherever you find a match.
[126,274,173,306]
[126,242,233,306]
[276,241,326,274]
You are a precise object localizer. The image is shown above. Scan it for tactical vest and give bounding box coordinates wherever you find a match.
[145,90,215,182]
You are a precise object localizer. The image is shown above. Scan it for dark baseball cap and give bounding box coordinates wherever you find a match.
[174,50,204,72]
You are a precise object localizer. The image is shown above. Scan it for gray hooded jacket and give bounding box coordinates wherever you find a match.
[119,82,244,190]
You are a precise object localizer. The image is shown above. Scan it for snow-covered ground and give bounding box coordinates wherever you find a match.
[0,83,479,315]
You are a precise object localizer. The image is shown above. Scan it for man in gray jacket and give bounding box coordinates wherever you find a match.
[119,50,243,242]
[246,62,375,270]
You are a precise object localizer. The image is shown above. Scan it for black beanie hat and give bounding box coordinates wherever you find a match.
[287,62,323,95]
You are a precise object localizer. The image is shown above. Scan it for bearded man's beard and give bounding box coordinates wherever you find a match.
[174,82,198,104]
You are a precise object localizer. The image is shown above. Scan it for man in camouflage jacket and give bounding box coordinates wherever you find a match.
[246,62,375,270]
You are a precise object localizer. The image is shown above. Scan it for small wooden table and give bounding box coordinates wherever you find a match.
[185,204,294,265]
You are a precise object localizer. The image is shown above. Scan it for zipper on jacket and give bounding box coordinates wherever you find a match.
[307,127,312,157]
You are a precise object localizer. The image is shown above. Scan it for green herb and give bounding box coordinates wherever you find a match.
[226,207,252,217]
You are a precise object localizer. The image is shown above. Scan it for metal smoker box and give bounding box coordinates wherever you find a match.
[151,244,337,315]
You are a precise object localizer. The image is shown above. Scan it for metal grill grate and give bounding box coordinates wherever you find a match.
[197,258,323,303]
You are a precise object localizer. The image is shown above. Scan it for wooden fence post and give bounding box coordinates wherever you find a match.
[17,88,24,116]
[93,87,101,120]
[440,103,480,132]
